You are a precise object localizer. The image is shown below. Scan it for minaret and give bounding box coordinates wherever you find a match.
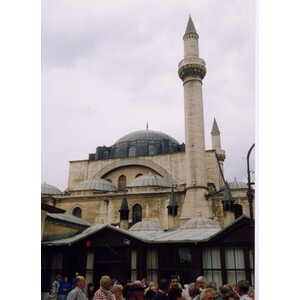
[119,193,129,230]
[211,118,226,182]
[178,16,212,219]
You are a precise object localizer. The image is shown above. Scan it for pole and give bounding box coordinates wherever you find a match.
[246,143,255,285]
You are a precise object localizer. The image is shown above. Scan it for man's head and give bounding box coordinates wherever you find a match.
[236,280,250,296]
[170,275,180,288]
[129,284,146,300]
[158,278,170,293]
[100,275,113,290]
[77,276,86,290]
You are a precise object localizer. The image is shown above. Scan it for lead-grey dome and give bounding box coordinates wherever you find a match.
[127,173,172,188]
[41,182,62,195]
[73,177,117,192]
[114,130,179,145]
[180,216,221,229]
[227,179,248,189]
[129,220,164,231]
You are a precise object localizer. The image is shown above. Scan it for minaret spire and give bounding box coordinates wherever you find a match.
[185,15,198,35]
[211,118,226,187]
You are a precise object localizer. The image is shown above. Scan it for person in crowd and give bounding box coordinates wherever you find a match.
[123,281,133,300]
[219,285,233,299]
[144,289,156,300]
[141,277,149,289]
[236,280,252,300]
[93,275,114,300]
[168,287,183,300]
[146,282,158,293]
[59,276,71,300]
[87,283,95,300]
[248,286,254,300]
[72,272,80,290]
[196,277,207,294]
[169,275,189,300]
[200,288,216,300]
[67,276,88,300]
[205,282,220,300]
[188,283,200,300]
[51,274,61,300]
[224,292,239,300]
[112,284,124,300]
[128,284,146,300]
[152,278,170,300]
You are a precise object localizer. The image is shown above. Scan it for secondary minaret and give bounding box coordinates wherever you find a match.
[211,118,226,188]
[178,16,212,219]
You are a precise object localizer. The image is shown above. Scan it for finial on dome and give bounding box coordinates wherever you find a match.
[146,121,148,130]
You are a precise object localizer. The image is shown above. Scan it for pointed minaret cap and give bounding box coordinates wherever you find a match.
[211,118,220,134]
[168,187,178,208]
[119,193,129,212]
[185,15,198,35]
[223,181,234,202]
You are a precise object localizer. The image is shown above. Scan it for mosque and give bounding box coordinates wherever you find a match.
[41,16,255,296]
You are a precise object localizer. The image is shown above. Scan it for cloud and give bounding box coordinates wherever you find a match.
[42,0,256,191]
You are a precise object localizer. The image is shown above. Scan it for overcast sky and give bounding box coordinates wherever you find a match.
[41,0,256,192]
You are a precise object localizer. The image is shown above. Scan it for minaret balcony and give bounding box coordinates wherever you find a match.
[178,57,206,81]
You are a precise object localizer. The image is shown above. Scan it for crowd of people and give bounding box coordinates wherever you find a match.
[50,273,254,300]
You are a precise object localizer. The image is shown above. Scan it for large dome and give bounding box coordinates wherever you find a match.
[41,182,62,195]
[127,173,172,188]
[73,177,117,192]
[114,130,180,145]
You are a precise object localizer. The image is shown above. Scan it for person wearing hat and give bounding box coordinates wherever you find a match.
[128,284,146,300]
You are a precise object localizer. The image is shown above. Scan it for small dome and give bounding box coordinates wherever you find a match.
[180,216,221,229]
[127,173,172,188]
[41,182,62,195]
[114,130,179,145]
[73,177,117,192]
[129,220,163,232]
[227,179,248,189]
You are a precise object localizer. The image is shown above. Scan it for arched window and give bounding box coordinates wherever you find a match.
[149,144,155,155]
[129,145,136,157]
[118,175,127,190]
[72,207,82,218]
[135,173,143,178]
[132,204,142,224]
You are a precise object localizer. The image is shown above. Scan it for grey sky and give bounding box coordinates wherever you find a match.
[41,0,256,192]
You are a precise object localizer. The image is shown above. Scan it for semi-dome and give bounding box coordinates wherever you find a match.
[180,216,221,229]
[227,179,248,189]
[73,177,117,192]
[41,182,62,195]
[127,173,172,188]
[129,220,164,232]
[114,130,180,145]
